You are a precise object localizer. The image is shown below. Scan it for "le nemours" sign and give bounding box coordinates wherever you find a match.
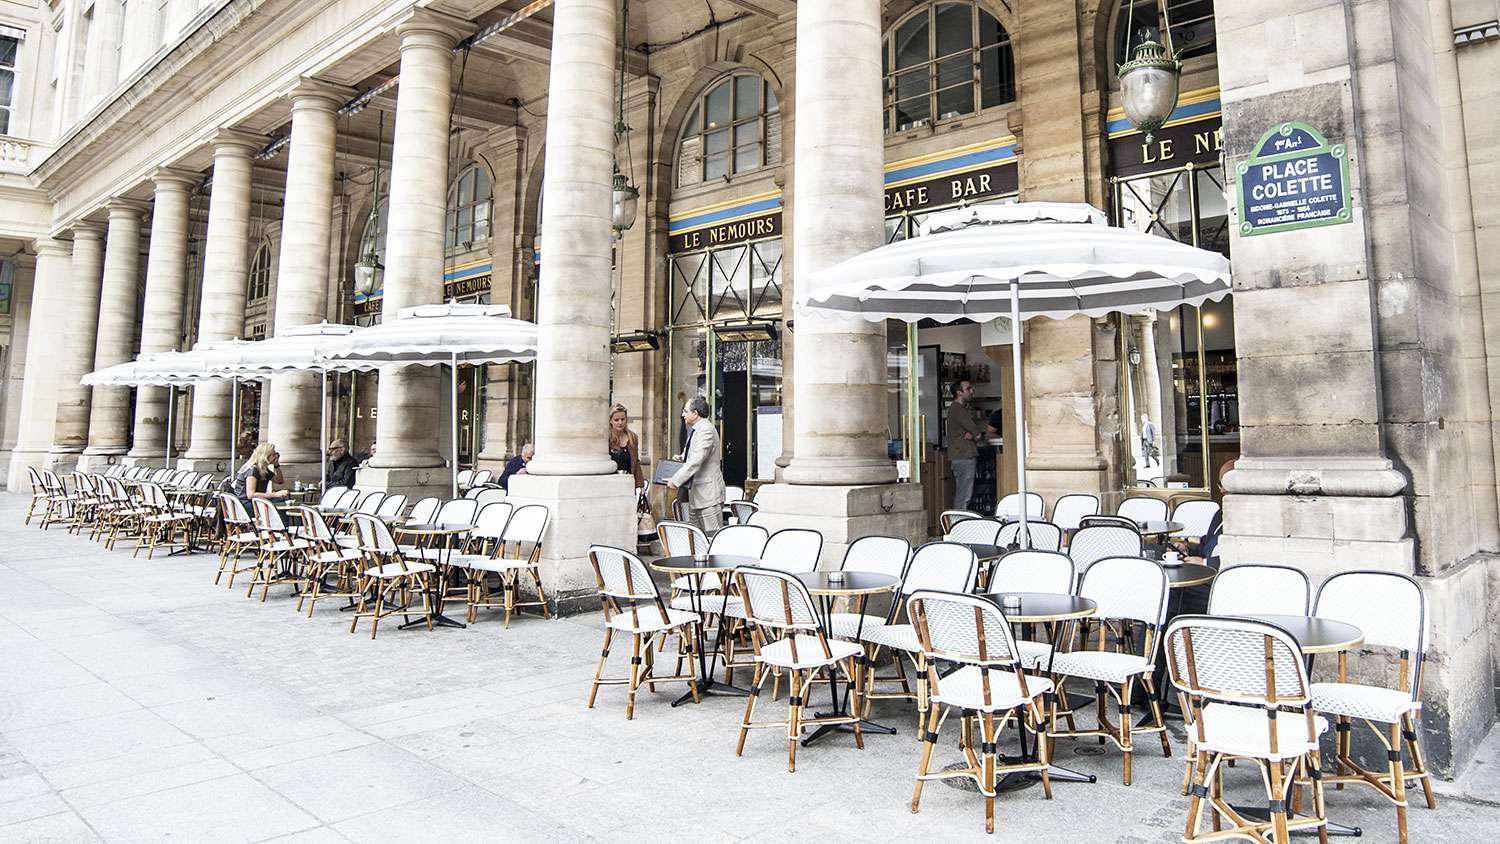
[1236,122,1351,236]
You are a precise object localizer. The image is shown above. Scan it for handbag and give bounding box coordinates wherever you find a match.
[636,490,656,538]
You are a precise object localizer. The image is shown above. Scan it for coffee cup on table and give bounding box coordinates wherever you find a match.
[1161,550,1182,566]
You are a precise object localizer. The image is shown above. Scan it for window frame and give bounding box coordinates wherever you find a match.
[883,2,1016,135]
[676,71,780,188]
[246,238,272,302]
[0,33,19,135]
[444,164,493,254]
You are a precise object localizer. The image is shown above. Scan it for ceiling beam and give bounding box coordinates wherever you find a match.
[469,16,649,75]
[715,0,796,19]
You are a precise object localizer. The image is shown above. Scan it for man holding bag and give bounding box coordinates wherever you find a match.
[668,396,726,533]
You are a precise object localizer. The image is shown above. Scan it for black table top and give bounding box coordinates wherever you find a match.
[947,542,1007,560]
[797,571,900,596]
[396,522,474,534]
[318,507,358,516]
[650,554,759,573]
[981,592,1098,622]
[1162,562,1216,587]
[1236,613,1365,654]
[1139,520,1185,536]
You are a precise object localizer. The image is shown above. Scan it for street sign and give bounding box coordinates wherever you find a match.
[1235,122,1352,236]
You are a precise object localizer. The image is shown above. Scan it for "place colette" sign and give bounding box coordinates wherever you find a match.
[1235,122,1351,236]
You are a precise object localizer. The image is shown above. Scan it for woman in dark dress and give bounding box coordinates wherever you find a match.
[233,442,288,508]
[607,404,645,488]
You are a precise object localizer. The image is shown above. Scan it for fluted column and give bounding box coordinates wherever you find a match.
[82,200,149,465]
[266,80,351,477]
[182,130,265,470]
[525,0,618,477]
[369,10,467,484]
[125,169,196,463]
[48,222,107,465]
[7,240,75,488]
[0,255,37,473]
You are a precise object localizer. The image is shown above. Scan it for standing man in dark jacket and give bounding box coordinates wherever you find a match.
[324,439,365,489]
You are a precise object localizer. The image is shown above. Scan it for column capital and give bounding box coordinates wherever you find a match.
[152,166,200,192]
[394,7,470,47]
[209,127,269,157]
[106,198,152,218]
[30,237,71,258]
[71,220,107,240]
[281,77,356,112]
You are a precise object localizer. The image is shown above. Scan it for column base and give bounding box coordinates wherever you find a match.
[356,465,457,501]
[1220,492,1415,579]
[7,448,52,491]
[508,472,635,615]
[752,482,926,568]
[77,450,126,473]
[44,448,84,476]
[121,455,169,469]
[177,456,232,474]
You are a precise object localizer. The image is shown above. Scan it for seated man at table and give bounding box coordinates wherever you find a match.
[499,443,534,491]
[324,439,367,489]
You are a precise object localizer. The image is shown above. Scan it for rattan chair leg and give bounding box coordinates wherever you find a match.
[981,712,998,833]
[910,702,941,814]
[626,633,642,720]
[1389,723,1409,844]
[1403,712,1437,809]
[588,627,614,709]
[786,669,802,773]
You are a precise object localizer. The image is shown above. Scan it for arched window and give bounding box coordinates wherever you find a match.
[884,2,1015,133]
[446,165,492,253]
[359,198,388,267]
[246,238,272,301]
[1113,0,1216,68]
[677,72,781,187]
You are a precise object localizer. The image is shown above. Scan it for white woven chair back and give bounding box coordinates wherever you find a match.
[335,488,362,508]
[1316,571,1425,690]
[472,469,493,486]
[473,488,507,508]
[356,491,387,514]
[657,520,706,557]
[724,485,745,503]
[471,502,514,540]
[435,498,479,528]
[997,520,1063,551]
[903,541,978,594]
[908,590,1020,665]
[735,566,819,631]
[1166,615,1310,706]
[376,494,407,518]
[1208,564,1310,617]
[989,550,1075,595]
[939,509,982,533]
[352,513,399,554]
[761,528,823,573]
[1051,493,1100,531]
[840,535,911,579]
[708,524,769,558]
[944,518,1003,545]
[1068,525,1143,571]
[456,469,475,488]
[141,482,169,508]
[1079,556,1168,627]
[502,504,549,545]
[194,473,216,490]
[408,497,441,524]
[995,492,1044,520]
[1172,499,1220,538]
[320,486,348,507]
[218,492,251,524]
[296,506,335,542]
[1117,496,1168,524]
[251,497,288,532]
[589,545,660,601]
[728,500,760,524]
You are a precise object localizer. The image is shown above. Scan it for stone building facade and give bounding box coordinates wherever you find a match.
[0,0,1498,776]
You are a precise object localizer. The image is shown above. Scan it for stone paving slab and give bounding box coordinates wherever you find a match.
[1,492,1497,842]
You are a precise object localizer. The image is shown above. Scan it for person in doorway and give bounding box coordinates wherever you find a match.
[607,404,645,488]
[945,380,983,511]
[324,439,366,489]
[1140,412,1158,468]
[233,442,287,506]
[669,396,726,533]
[500,443,534,491]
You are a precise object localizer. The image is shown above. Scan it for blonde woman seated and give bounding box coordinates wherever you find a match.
[233,443,289,507]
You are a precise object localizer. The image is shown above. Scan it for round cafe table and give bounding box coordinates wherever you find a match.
[794,571,901,747]
[1138,520,1185,541]
[1161,561,1216,589]
[393,523,475,630]
[648,554,759,706]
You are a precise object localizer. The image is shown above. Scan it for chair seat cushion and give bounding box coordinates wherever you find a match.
[932,665,1053,712]
[313,548,363,564]
[1198,702,1327,760]
[146,513,192,523]
[1015,640,1054,670]
[364,561,436,578]
[757,634,862,669]
[670,594,744,617]
[457,555,534,573]
[225,531,259,544]
[862,623,920,653]
[606,606,700,634]
[265,539,311,552]
[1048,650,1154,683]
[828,612,887,640]
[1310,682,1421,723]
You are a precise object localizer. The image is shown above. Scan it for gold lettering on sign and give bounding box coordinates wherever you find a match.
[1140,138,1176,165]
[1194,128,1224,156]
[707,215,776,246]
[949,173,994,201]
[885,186,930,213]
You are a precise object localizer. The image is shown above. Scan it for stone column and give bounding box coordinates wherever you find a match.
[265,80,351,480]
[364,10,469,496]
[509,0,634,612]
[752,0,924,564]
[6,240,74,489]
[476,123,528,471]
[0,256,37,476]
[47,222,106,470]
[181,130,265,472]
[80,200,149,469]
[126,169,197,465]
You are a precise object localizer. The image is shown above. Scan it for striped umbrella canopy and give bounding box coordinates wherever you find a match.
[797,202,1232,323]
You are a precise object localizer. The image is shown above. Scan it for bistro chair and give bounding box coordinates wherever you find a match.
[1166,615,1328,843]
[733,566,864,772]
[1048,555,1171,785]
[907,590,1055,834]
[1312,571,1435,842]
[1067,525,1143,573]
[996,520,1064,552]
[472,469,494,487]
[727,500,760,525]
[724,485,745,503]
[829,535,912,637]
[407,496,440,525]
[1208,564,1311,617]
[995,491,1044,521]
[463,503,550,626]
[22,466,53,526]
[940,509,982,534]
[446,502,515,602]
[760,528,823,573]
[1171,499,1221,544]
[40,470,75,529]
[1078,514,1140,531]
[988,550,1077,670]
[456,468,475,490]
[659,520,717,599]
[349,513,434,638]
[473,487,507,508]
[586,545,702,718]
[1117,496,1168,524]
[1051,493,1100,532]
[375,493,408,520]
[860,542,979,715]
[134,482,193,559]
[945,517,1003,545]
[355,490,387,514]
[319,486,349,507]
[708,524,769,558]
[215,493,261,588]
[247,498,312,602]
[294,505,365,617]
[334,488,362,509]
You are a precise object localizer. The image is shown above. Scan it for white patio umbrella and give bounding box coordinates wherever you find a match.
[796,201,1232,546]
[81,350,219,471]
[319,301,539,497]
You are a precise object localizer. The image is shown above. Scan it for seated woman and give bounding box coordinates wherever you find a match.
[233,442,289,506]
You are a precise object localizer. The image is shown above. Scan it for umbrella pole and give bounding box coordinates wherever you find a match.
[1010,281,1029,550]
[228,379,238,472]
[320,371,328,493]
[451,353,459,499]
[165,386,176,471]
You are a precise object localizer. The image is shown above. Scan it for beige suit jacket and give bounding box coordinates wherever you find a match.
[670,418,727,510]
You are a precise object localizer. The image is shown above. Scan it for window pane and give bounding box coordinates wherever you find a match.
[894,13,929,70]
[764,82,778,113]
[1195,167,1230,256]
[0,105,9,136]
[475,167,491,198]
[935,56,973,119]
[735,142,762,174]
[734,75,760,120]
[749,239,782,315]
[474,201,491,228]
[0,36,17,68]
[705,81,731,129]
[704,127,730,154]
[671,253,708,324]
[979,42,1016,107]
[458,171,474,204]
[457,207,473,239]
[686,104,700,132]
[474,217,490,241]
[0,67,12,106]
[978,10,1005,48]
[934,3,972,58]
[705,152,729,181]
[710,246,748,319]
[1116,0,1217,65]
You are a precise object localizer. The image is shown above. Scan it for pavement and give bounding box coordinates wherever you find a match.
[1,491,1497,842]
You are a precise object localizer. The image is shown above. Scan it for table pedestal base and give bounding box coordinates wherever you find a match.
[802,716,898,747]
[671,677,750,706]
[1229,805,1361,837]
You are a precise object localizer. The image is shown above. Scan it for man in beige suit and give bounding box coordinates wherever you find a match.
[668,396,726,532]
